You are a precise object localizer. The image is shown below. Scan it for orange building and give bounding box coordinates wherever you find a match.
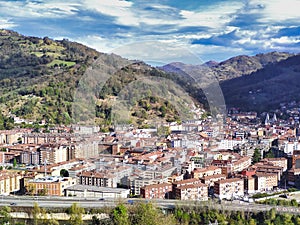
[26,176,76,196]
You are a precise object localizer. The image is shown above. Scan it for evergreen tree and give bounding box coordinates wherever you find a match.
[252,148,262,164]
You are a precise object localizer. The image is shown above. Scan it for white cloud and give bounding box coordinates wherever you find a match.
[270,36,300,45]
[71,34,129,53]
[247,0,300,24]
[233,35,300,52]
[82,0,244,30]
[233,26,283,41]
[112,41,203,64]
[82,0,139,26]
[189,44,252,62]
[0,18,16,29]
[179,2,243,29]
[0,1,80,18]
[82,0,181,28]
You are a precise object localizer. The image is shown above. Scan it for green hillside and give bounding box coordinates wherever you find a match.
[0,29,101,126]
[0,30,200,130]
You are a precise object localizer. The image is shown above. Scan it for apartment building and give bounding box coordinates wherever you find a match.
[232,156,251,173]
[39,144,68,164]
[128,176,160,196]
[20,151,39,165]
[261,158,288,172]
[79,171,117,188]
[0,171,22,195]
[172,178,202,198]
[243,176,255,194]
[254,172,278,192]
[200,174,226,187]
[167,174,184,184]
[211,156,250,177]
[287,168,300,186]
[175,183,208,201]
[255,163,283,181]
[140,183,172,199]
[218,138,246,150]
[191,166,222,179]
[0,130,24,145]
[214,178,244,200]
[68,163,96,178]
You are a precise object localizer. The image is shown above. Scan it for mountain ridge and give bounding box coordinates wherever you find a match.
[159,52,300,112]
[0,29,299,128]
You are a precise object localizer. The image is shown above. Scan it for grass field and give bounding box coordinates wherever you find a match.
[47,59,76,67]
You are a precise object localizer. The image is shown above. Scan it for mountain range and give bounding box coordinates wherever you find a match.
[160,51,299,112]
[0,29,299,129]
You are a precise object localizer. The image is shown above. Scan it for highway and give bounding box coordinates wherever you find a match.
[1,195,300,215]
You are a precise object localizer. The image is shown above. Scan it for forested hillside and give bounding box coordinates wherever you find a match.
[0,29,99,126]
[0,30,202,130]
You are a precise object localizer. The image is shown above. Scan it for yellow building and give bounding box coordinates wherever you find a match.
[0,171,22,195]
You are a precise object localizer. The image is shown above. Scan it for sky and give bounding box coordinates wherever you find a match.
[0,0,300,64]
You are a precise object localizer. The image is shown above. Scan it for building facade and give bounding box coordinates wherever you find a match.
[214,178,244,200]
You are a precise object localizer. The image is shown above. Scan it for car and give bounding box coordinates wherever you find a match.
[10,202,17,206]
[99,198,105,201]
[127,200,134,205]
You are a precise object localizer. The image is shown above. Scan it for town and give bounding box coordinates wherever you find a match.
[1,101,300,204]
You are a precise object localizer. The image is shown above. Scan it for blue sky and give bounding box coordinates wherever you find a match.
[0,0,300,63]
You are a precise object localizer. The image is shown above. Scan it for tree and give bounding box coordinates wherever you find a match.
[252,148,261,164]
[265,150,275,159]
[26,183,36,196]
[47,217,60,225]
[112,203,129,225]
[13,158,17,168]
[68,203,85,225]
[291,199,298,207]
[32,202,41,225]
[281,213,294,225]
[157,126,170,137]
[0,206,12,224]
[268,208,276,221]
[60,169,69,177]
[90,215,100,225]
[131,202,175,225]
[38,186,48,196]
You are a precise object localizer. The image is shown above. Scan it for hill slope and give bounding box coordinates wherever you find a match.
[221,54,300,111]
[160,52,299,111]
[0,30,201,129]
[0,29,100,125]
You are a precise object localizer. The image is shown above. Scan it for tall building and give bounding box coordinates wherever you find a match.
[39,144,68,164]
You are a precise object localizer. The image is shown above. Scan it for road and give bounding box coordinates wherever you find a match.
[1,195,300,215]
